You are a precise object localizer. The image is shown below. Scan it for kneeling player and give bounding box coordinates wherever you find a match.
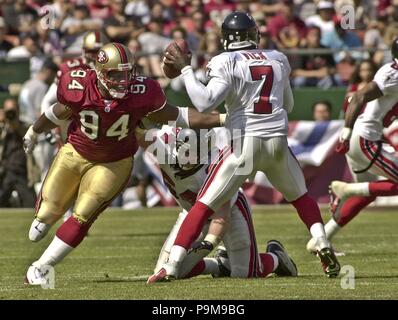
[137,125,298,280]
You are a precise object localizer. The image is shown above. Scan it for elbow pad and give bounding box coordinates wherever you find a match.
[44,103,65,126]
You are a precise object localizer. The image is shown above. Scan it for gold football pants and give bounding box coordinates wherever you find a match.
[36,143,133,225]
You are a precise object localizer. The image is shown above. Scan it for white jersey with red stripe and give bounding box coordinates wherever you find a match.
[355,61,398,141]
[207,49,291,138]
[153,126,234,212]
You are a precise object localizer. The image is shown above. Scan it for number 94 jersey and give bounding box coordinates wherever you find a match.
[207,49,291,138]
[57,69,166,163]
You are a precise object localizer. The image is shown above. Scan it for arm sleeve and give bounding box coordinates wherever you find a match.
[40,82,58,113]
[283,81,294,113]
[181,63,230,113]
[145,79,167,114]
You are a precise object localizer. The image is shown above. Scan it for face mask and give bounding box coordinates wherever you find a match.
[108,89,126,99]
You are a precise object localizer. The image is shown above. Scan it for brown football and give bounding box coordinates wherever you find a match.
[162,39,190,79]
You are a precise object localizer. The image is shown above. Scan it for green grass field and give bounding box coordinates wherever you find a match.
[0,206,397,300]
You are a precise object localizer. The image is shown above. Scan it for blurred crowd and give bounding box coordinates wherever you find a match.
[0,0,397,87]
[0,0,398,207]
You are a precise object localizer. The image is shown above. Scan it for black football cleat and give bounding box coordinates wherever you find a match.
[266,240,298,277]
[212,246,231,278]
[318,247,341,278]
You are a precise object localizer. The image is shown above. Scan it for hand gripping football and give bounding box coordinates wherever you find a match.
[162,39,190,79]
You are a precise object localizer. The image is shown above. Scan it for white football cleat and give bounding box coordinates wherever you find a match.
[329,181,352,217]
[147,261,179,283]
[29,219,51,242]
[306,236,346,257]
[24,262,48,286]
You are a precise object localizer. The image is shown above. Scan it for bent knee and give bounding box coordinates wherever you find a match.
[29,219,51,242]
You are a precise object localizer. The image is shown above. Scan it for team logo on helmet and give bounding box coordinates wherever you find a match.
[97,50,109,64]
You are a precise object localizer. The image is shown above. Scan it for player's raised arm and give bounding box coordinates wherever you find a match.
[23,102,72,153]
[164,45,229,113]
[146,103,226,129]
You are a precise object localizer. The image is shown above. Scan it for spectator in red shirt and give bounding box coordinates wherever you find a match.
[266,0,307,49]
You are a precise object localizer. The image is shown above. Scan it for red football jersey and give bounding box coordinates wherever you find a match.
[57,69,166,162]
[55,57,90,84]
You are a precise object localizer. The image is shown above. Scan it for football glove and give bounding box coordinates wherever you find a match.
[23,125,38,154]
[335,127,352,154]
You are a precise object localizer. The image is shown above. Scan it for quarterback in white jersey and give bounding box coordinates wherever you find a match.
[139,126,297,280]
[307,37,398,251]
[197,48,292,139]
[148,11,340,282]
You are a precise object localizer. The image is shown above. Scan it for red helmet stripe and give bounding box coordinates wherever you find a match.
[95,31,100,44]
[113,43,128,64]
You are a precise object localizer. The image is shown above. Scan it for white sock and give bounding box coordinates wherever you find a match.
[63,208,73,222]
[267,252,279,272]
[325,219,341,240]
[310,222,327,239]
[348,182,370,196]
[37,236,73,266]
[203,258,220,275]
[168,245,187,263]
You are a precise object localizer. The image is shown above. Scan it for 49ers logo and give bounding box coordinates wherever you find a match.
[97,50,108,64]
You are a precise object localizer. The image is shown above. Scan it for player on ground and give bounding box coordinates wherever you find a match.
[23,42,225,285]
[307,37,398,250]
[148,12,340,282]
[137,126,297,279]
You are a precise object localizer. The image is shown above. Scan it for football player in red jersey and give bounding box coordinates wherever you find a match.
[23,42,225,285]
[40,31,110,222]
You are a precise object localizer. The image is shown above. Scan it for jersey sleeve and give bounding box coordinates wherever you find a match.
[56,63,69,83]
[265,50,291,78]
[374,63,398,95]
[56,70,85,111]
[205,54,230,85]
[144,79,167,114]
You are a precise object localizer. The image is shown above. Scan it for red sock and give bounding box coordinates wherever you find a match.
[183,260,206,279]
[55,217,90,248]
[336,195,375,226]
[290,193,323,230]
[174,201,214,249]
[369,180,398,197]
[258,253,275,277]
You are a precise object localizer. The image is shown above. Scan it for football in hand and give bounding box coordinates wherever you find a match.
[162,39,190,79]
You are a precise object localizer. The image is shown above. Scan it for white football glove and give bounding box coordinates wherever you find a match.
[23,125,38,154]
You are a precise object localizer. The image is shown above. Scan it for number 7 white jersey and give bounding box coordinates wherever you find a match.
[206,49,291,138]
